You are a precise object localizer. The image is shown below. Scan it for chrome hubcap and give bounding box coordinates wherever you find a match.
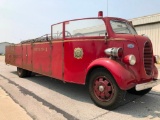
[99,85,104,92]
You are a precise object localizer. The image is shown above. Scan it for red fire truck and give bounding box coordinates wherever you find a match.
[5,11,160,109]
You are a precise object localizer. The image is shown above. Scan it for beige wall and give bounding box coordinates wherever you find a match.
[130,13,160,56]
[134,23,160,56]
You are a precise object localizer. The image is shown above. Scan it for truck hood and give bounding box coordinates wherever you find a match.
[112,34,154,82]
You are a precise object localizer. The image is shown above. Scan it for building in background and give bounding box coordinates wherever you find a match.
[130,13,160,56]
[0,42,11,55]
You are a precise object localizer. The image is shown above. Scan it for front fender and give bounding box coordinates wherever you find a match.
[87,58,136,90]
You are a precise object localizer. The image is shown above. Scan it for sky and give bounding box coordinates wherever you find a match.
[1,0,160,43]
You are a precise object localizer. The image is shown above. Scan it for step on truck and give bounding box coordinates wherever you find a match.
[5,11,160,110]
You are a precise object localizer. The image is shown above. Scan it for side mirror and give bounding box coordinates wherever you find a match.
[141,34,149,38]
[129,21,133,26]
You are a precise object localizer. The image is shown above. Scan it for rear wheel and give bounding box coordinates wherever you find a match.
[26,70,32,77]
[127,87,152,95]
[17,67,27,78]
[88,68,126,110]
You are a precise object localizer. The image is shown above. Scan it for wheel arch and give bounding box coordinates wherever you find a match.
[85,65,112,86]
[85,58,136,90]
[87,65,126,109]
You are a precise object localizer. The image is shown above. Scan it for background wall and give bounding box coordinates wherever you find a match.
[130,13,160,56]
[0,42,11,54]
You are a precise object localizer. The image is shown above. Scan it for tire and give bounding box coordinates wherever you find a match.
[127,87,152,96]
[88,68,126,110]
[17,67,27,78]
[26,70,32,77]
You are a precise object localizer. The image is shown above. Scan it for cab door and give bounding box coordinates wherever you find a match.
[63,18,107,84]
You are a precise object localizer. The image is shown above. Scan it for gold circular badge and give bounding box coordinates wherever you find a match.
[74,48,83,59]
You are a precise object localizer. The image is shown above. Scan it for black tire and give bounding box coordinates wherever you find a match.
[88,68,126,110]
[17,67,27,78]
[26,70,32,77]
[127,87,152,96]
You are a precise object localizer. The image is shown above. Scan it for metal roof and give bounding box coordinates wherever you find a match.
[130,13,160,26]
[0,42,11,44]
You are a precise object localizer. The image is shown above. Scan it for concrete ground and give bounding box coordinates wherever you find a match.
[0,87,32,120]
[0,55,160,120]
[0,56,32,120]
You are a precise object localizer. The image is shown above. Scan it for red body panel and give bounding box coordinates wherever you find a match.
[23,45,32,70]
[5,45,15,65]
[14,45,22,67]
[32,43,51,75]
[51,41,63,80]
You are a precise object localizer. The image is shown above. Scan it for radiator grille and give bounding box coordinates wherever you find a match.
[144,41,153,75]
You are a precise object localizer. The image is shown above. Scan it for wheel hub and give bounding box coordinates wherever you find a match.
[93,76,114,101]
[99,85,105,92]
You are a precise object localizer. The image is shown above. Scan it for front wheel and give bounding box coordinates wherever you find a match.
[88,68,126,110]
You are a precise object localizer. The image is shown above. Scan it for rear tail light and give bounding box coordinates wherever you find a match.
[123,54,136,65]
[104,47,123,58]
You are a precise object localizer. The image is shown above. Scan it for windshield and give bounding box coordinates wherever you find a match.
[65,19,106,38]
[110,20,137,35]
[52,19,106,39]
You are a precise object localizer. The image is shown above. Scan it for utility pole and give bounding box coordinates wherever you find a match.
[107,0,108,16]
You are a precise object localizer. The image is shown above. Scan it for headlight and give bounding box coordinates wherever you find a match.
[123,54,136,65]
[104,47,123,57]
[154,55,160,64]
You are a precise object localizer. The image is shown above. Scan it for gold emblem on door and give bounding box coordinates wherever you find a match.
[74,48,83,59]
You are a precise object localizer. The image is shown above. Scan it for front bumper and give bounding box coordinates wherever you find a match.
[136,79,160,91]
